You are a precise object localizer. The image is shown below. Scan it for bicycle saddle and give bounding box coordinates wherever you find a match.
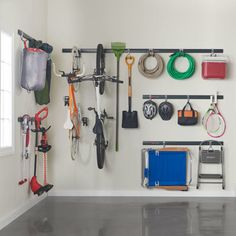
[64,110,73,130]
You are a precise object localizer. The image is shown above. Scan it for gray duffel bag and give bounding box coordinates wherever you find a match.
[21,47,48,91]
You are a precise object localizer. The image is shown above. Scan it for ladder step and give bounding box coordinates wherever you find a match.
[199,174,223,179]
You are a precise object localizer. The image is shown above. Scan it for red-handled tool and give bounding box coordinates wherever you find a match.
[35,107,48,128]
[30,107,49,196]
[38,126,53,192]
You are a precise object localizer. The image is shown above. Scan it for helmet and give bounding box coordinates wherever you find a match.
[159,101,174,120]
[143,100,158,120]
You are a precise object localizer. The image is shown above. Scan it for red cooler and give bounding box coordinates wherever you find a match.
[202,55,228,79]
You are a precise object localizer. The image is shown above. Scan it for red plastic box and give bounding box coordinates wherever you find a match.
[202,55,228,79]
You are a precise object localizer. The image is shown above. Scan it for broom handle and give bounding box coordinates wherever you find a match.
[115,59,120,152]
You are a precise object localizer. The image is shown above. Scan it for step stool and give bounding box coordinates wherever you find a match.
[196,140,225,189]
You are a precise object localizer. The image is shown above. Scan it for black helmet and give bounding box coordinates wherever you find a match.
[159,101,174,120]
[143,100,158,120]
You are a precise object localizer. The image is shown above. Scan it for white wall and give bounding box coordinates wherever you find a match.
[47,0,236,196]
[0,0,48,228]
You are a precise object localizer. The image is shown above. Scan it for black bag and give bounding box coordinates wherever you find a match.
[178,102,198,126]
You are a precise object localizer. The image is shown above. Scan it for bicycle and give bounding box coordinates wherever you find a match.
[53,47,84,160]
[65,44,123,168]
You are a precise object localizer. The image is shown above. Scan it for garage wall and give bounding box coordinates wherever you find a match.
[0,0,47,228]
[47,0,236,196]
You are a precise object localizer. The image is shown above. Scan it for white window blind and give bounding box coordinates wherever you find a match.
[0,31,13,154]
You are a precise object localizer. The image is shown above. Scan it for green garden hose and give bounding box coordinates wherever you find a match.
[167,52,195,80]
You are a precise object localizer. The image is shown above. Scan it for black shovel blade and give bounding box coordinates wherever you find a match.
[122,110,138,128]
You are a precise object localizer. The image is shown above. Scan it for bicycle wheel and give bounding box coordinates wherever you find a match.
[96,132,106,169]
[70,128,79,161]
[96,44,105,95]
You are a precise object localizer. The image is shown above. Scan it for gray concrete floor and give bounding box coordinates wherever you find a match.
[1,197,236,236]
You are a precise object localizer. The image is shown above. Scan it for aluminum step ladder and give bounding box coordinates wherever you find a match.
[196,140,225,189]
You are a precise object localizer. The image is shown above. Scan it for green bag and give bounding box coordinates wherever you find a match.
[34,60,51,105]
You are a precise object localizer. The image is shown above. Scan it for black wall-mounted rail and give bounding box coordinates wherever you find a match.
[142,95,224,100]
[62,48,224,54]
[143,141,224,146]
[17,29,53,50]
[18,29,41,43]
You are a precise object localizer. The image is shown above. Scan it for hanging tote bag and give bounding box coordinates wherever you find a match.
[21,41,48,91]
[178,101,198,126]
[29,42,53,105]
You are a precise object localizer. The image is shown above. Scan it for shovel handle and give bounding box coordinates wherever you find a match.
[125,55,135,69]
[125,55,135,92]
[125,55,135,112]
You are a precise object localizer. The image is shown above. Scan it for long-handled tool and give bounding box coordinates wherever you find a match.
[38,126,53,192]
[111,42,126,151]
[30,107,48,196]
[122,54,138,128]
[18,115,34,185]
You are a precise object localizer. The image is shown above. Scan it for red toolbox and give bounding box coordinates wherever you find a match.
[202,55,228,79]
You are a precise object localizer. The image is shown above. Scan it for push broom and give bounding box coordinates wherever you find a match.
[111,42,126,152]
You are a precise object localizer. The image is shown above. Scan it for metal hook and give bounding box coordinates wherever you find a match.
[149,95,152,100]
[208,140,213,151]
[163,141,166,148]
[127,48,130,55]
[20,32,27,43]
[214,91,218,104]
[210,95,214,105]
[187,95,190,103]
[149,49,154,56]
[211,49,215,56]
[165,95,168,102]
[179,49,184,55]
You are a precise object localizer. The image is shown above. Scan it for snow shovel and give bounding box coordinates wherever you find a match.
[122,55,138,128]
[111,42,126,151]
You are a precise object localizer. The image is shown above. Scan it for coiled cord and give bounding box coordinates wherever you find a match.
[138,52,164,78]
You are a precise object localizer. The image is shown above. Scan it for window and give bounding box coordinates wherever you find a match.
[0,31,13,155]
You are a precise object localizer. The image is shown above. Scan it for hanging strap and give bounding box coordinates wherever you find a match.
[181,101,196,117]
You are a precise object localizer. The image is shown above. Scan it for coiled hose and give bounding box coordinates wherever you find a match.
[167,52,195,80]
